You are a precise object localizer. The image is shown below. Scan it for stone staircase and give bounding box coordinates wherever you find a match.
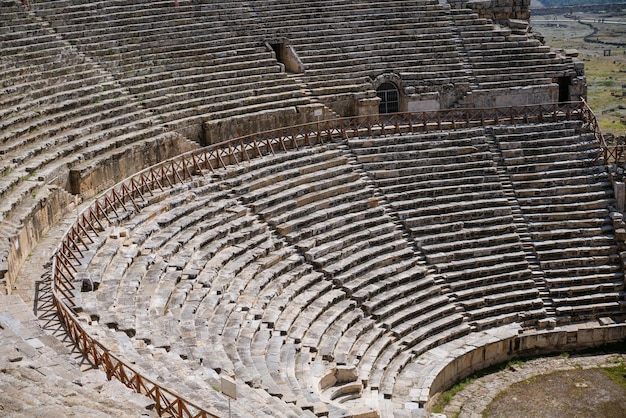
[485,128,555,326]
[492,121,626,324]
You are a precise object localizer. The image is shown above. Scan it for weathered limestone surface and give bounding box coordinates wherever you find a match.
[449,0,532,23]
[54,125,624,417]
[0,0,615,417]
[0,293,156,417]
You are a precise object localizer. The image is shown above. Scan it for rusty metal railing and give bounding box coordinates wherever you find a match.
[580,97,624,164]
[50,101,589,417]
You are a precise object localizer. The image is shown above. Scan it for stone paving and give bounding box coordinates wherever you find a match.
[441,352,626,418]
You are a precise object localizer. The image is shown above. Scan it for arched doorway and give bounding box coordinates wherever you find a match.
[376,82,399,114]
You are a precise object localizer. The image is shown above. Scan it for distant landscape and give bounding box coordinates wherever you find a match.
[530,5,626,136]
[534,0,623,7]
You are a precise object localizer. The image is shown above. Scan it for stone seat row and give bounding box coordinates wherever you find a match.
[471,51,560,68]
[261,14,454,32]
[500,137,597,158]
[471,60,567,74]
[399,69,472,83]
[378,169,500,195]
[274,21,458,43]
[139,83,307,115]
[352,140,489,161]
[348,131,543,333]
[254,0,445,15]
[40,8,259,32]
[79,35,265,63]
[357,149,494,172]
[292,27,461,46]
[306,60,463,80]
[125,64,286,99]
[494,120,582,137]
[494,122,624,322]
[302,58,462,83]
[302,47,460,69]
[517,182,614,202]
[511,168,609,190]
[112,56,280,87]
[464,39,548,53]
[422,233,522,265]
[0,91,151,169]
[297,30,459,49]
[347,128,487,149]
[418,221,517,248]
[237,152,347,198]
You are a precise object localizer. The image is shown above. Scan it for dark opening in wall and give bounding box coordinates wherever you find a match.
[267,42,304,74]
[558,76,572,103]
[377,82,399,114]
[270,43,283,64]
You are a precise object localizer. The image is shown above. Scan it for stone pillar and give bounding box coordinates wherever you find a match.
[356,97,380,117]
[615,181,625,213]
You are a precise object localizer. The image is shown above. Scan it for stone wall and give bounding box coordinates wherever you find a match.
[203,104,332,145]
[4,186,74,293]
[470,84,559,108]
[421,322,626,412]
[69,133,197,199]
[449,0,531,24]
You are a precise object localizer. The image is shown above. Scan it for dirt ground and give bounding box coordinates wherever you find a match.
[440,352,626,418]
[483,368,626,418]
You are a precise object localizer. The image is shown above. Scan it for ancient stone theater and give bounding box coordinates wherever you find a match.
[1,0,624,417]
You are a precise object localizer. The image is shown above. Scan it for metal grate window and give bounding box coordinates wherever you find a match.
[377,82,399,114]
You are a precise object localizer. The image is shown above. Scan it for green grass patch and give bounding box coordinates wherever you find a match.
[431,342,626,414]
[601,361,626,390]
[431,358,529,413]
[431,375,475,414]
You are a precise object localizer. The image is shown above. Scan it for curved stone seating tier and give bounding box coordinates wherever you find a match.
[34,0,317,136]
[348,129,545,330]
[77,185,319,416]
[246,0,474,108]
[14,0,580,131]
[67,142,465,415]
[0,9,197,180]
[43,114,624,416]
[449,8,575,105]
[493,122,625,323]
[0,4,197,292]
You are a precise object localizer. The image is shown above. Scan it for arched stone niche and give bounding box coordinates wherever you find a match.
[370,73,441,114]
